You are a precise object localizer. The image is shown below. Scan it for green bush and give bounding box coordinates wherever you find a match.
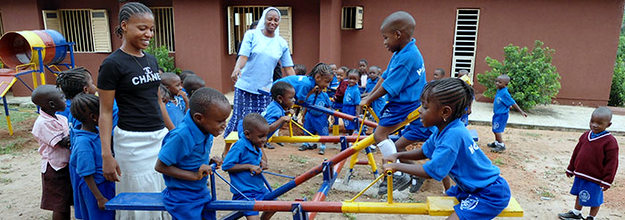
[145,44,180,74]
[477,40,561,110]
[609,36,625,106]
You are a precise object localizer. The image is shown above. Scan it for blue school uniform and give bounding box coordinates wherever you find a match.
[159,113,216,220]
[173,95,186,111]
[69,129,115,220]
[378,38,426,127]
[421,118,510,219]
[304,92,331,136]
[365,77,386,118]
[328,75,339,97]
[275,75,316,102]
[342,85,361,131]
[261,101,287,138]
[222,136,269,216]
[165,101,185,127]
[64,100,119,130]
[492,87,516,133]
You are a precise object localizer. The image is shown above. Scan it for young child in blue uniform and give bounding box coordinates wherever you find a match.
[558,107,619,220]
[364,66,386,118]
[69,94,115,220]
[155,88,231,220]
[299,91,332,154]
[342,69,362,134]
[275,62,333,103]
[160,84,184,127]
[383,78,511,219]
[222,113,271,220]
[487,74,527,153]
[161,72,189,113]
[182,74,206,99]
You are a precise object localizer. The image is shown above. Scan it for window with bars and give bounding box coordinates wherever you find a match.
[227,6,293,55]
[341,6,363,30]
[150,7,175,52]
[42,9,111,53]
[451,9,480,82]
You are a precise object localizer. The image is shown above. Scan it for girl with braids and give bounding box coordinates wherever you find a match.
[382,78,511,220]
[97,2,172,219]
[274,62,333,103]
[69,94,115,220]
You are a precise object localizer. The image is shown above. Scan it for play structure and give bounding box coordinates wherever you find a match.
[0,30,75,135]
[107,106,523,219]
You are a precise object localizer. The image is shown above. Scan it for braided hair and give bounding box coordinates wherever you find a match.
[115,2,153,38]
[70,93,99,124]
[421,78,474,121]
[307,62,333,78]
[56,67,91,99]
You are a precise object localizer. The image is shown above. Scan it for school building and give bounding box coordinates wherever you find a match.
[1,0,623,106]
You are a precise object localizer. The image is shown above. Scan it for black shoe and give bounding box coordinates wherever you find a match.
[586,216,594,220]
[378,177,388,195]
[491,143,506,153]
[487,142,497,148]
[394,173,412,191]
[409,176,426,193]
[265,143,275,149]
[308,144,318,150]
[558,210,583,219]
[299,144,309,151]
[276,143,284,146]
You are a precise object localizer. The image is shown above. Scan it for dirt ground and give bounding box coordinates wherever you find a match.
[1,116,624,220]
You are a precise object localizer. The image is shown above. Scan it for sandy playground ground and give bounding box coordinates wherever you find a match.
[0,108,624,220]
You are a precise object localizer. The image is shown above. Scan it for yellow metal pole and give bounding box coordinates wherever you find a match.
[347,173,386,202]
[6,116,13,136]
[31,72,38,88]
[386,170,393,204]
[366,151,378,175]
[341,202,428,214]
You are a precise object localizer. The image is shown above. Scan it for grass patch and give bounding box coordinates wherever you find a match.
[493,158,505,166]
[0,136,30,155]
[342,213,357,220]
[0,106,38,130]
[289,155,308,164]
[0,177,13,184]
[538,186,555,198]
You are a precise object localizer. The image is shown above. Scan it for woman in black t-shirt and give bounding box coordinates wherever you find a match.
[97,2,172,219]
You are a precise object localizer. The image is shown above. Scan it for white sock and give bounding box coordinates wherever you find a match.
[378,139,403,175]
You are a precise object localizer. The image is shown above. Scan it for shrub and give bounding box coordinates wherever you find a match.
[477,40,561,110]
[609,36,625,106]
[145,44,180,74]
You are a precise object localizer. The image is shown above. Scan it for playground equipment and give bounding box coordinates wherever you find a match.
[0,30,75,135]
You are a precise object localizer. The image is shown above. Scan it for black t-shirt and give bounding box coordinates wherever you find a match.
[97,49,164,131]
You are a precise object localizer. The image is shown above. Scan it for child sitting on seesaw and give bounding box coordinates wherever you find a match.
[155,87,231,220]
[383,78,511,220]
[558,107,619,220]
[31,85,72,220]
[222,113,271,220]
[275,62,334,103]
[69,94,115,219]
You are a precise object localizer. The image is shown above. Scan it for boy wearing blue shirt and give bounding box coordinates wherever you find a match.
[488,75,527,153]
[155,88,231,220]
[160,85,184,127]
[364,66,386,118]
[300,91,332,155]
[223,113,270,220]
[343,70,362,134]
[161,72,189,113]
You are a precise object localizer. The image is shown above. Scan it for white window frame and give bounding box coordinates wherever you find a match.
[226,6,293,55]
[341,6,363,30]
[42,9,112,53]
[150,7,175,52]
[451,9,480,83]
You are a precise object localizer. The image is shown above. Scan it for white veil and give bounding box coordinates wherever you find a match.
[256,7,281,36]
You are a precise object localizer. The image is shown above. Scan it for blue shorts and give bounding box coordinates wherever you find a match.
[332,102,343,110]
[76,181,115,220]
[446,176,511,220]
[162,187,215,220]
[304,114,329,136]
[378,101,419,127]
[401,119,435,142]
[492,113,509,133]
[342,105,358,131]
[570,177,603,207]
[233,192,266,216]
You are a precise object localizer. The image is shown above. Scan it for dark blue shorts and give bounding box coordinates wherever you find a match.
[233,192,266,216]
[401,119,434,142]
[570,177,603,207]
[162,187,215,220]
[304,114,329,136]
[491,113,509,133]
[342,105,358,130]
[76,181,115,220]
[446,176,511,219]
[378,101,419,127]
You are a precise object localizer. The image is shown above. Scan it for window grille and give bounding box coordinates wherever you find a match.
[341,6,363,30]
[227,6,292,55]
[451,9,480,82]
[43,9,111,53]
[151,7,175,52]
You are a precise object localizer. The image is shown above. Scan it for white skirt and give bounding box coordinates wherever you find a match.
[113,127,171,220]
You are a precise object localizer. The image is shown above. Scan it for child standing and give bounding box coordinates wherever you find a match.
[183,75,206,98]
[31,85,72,220]
[558,107,619,220]
[160,84,184,127]
[364,66,386,118]
[300,91,332,155]
[261,82,295,149]
[488,74,528,153]
[275,63,334,103]
[222,113,271,220]
[294,64,307,75]
[332,66,349,110]
[161,72,189,113]
[155,88,231,220]
[432,68,446,81]
[383,78,511,219]
[343,69,362,134]
[69,94,115,219]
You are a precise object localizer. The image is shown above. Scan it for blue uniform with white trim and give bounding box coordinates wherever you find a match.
[159,113,216,220]
[165,101,185,127]
[422,119,510,219]
[275,75,317,102]
[222,136,269,216]
[261,101,287,138]
[69,129,115,220]
[492,87,516,133]
[378,38,426,127]
[342,85,361,131]
[304,92,331,136]
[365,77,386,118]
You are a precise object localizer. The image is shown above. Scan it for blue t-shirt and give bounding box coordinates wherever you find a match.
[173,95,186,112]
[57,99,72,118]
[64,99,119,130]
[222,136,267,195]
[422,119,500,193]
[275,75,316,102]
[343,85,361,106]
[365,77,378,93]
[235,29,294,94]
[69,129,106,184]
[159,113,214,190]
[261,101,286,137]
[306,92,332,117]
[493,87,516,114]
[166,102,185,127]
[381,38,426,103]
[330,75,340,91]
